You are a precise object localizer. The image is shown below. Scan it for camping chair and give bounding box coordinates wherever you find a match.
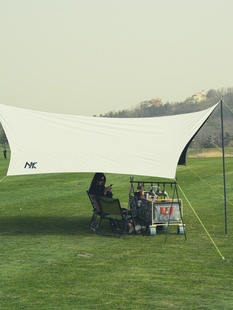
[97,196,135,238]
[129,194,143,220]
[129,195,149,233]
[86,190,103,231]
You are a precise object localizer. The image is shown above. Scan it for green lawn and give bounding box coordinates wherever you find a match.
[0,153,233,309]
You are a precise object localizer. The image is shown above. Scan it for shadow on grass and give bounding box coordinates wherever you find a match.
[0,216,184,238]
[0,215,94,236]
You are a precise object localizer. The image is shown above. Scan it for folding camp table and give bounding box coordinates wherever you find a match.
[129,178,186,236]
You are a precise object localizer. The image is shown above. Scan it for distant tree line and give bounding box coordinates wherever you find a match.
[100,87,233,148]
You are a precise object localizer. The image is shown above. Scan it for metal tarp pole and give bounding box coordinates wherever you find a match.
[220,99,227,234]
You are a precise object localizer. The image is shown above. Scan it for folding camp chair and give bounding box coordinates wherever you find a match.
[97,196,135,238]
[86,190,103,231]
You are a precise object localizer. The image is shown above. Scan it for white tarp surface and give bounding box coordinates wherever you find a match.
[0,103,218,179]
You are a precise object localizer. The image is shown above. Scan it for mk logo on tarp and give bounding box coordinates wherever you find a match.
[160,206,174,215]
[24,162,38,169]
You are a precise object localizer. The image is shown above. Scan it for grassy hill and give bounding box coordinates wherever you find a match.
[0,151,233,309]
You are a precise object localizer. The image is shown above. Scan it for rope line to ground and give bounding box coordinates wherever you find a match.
[223,100,233,115]
[178,184,225,260]
[0,176,7,182]
[187,166,233,208]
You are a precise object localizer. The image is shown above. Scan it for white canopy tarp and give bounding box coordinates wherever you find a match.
[0,103,219,179]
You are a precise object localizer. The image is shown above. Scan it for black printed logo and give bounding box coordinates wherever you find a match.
[24,162,38,169]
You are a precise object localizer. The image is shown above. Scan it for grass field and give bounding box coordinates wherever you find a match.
[0,151,233,309]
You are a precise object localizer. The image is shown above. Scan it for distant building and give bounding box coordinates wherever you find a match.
[191,90,206,103]
[140,97,162,108]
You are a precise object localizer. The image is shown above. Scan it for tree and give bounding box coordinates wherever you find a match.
[0,128,8,145]
[201,135,214,148]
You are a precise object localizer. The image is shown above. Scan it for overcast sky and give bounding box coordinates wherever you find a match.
[1,0,233,116]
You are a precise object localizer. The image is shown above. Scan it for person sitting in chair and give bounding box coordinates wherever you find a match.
[89,172,113,198]
[89,173,145,234]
